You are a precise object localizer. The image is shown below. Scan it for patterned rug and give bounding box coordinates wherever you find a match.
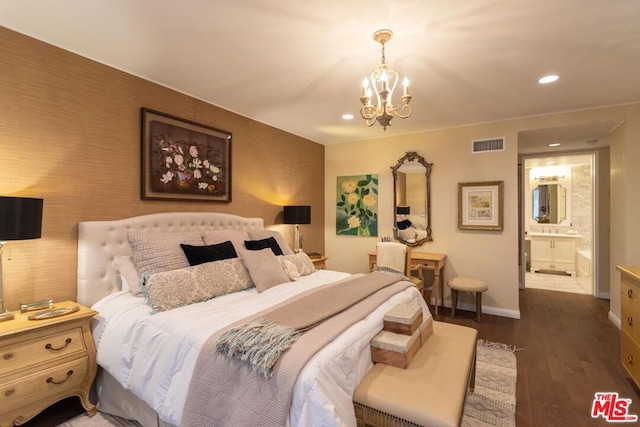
[61,340,517,427]
[462,339,518,427]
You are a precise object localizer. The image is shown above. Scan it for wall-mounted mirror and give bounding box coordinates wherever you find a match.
[532,183,567,224]
[391,151,433,246]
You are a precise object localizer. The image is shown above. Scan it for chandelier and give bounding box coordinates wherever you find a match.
[360,29,412,130]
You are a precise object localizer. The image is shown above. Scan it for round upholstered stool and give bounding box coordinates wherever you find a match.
[447,277,488,322]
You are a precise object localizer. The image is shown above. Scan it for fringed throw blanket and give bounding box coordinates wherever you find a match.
[180,272,412,427]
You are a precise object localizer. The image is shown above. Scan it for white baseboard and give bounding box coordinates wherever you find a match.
[597,292,611,299]
[609,310,621,330]
[434,300,521,319]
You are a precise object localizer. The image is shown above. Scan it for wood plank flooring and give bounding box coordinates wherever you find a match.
[22,288,639,427]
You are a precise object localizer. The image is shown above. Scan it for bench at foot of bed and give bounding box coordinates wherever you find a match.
[353,321,477,427]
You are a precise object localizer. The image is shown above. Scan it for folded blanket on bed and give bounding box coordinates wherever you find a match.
[180,272,412,427]
[216,270,408,377]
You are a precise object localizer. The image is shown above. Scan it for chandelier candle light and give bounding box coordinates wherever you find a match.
[360,29,412,130]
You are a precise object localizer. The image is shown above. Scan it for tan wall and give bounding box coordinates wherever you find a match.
[326,105,638,319]
[0,27,325,309]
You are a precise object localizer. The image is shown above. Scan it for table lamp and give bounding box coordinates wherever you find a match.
[283,205,311,253]
[0,196,43,321]
[396,206,410,215]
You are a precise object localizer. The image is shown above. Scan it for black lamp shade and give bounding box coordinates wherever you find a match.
[0,196,43,240]
[283,205,311,225]
[396,206,410,215]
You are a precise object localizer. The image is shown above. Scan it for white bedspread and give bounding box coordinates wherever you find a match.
[92,269,430,426]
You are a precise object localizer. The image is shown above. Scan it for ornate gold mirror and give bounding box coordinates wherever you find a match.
[391,151,433,246]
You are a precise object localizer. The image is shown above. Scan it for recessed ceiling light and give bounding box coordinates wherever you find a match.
[539,75,559,84]
[548,142,561,147]
[342,114,354,120]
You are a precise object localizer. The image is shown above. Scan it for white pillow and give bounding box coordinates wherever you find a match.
[115,255,142,295]
[202,229,250,254]
[280,253,316,276]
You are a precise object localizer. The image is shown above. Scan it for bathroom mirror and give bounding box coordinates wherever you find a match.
[532,183,567,224]
[391,151,433,246]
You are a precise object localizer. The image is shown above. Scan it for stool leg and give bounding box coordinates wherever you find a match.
[451,289,458,318]
[476,292,483,323]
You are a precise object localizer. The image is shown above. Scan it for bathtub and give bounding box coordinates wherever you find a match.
[577,249,591,278]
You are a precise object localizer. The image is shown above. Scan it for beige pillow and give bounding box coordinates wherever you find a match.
[247,229,294,256]
[282,259,301,281]
[280,252,316,276]
[240,248,291,293]
[127,231,204,275]
[202,229,250,254]
[143,258,253,313]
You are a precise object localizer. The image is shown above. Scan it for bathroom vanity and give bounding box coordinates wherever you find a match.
[529,232,581,276]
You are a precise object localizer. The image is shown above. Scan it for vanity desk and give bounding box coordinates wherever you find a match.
[368,251,447,315]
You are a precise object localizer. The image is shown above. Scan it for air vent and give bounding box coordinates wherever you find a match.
[471,137,505,154]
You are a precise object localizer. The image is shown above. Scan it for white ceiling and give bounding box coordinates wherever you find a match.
[1,0,639,148]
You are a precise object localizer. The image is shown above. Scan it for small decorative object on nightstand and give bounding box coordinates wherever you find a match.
[0,301,98,426]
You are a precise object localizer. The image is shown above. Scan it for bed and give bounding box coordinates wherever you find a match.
[77,212,430,427]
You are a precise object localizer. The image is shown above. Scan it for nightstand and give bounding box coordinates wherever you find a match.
[0,301,97,426]
[311,256,329,270]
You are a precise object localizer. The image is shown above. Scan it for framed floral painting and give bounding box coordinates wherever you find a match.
[141,108,231,202]
[336,174,378,236]
[458,181,504,230]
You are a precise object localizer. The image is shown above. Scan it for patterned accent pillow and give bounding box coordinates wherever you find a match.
[127,231,204,275]
[282,259,301,281]
[247,229,294,256]
[280,252,316,276]
[142,258,253,313]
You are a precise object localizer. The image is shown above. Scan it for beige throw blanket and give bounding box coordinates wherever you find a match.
[180,272,412,427]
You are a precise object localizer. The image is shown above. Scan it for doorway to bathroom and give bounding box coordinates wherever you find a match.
[522,153,596,295]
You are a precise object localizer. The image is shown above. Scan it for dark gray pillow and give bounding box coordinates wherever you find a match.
[244,236,283,256]
[180,241,238,266]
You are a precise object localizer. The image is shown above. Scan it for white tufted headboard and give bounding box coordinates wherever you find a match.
[77,212,264,307]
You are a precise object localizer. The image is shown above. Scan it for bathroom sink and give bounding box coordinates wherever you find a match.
[528,232,582,238]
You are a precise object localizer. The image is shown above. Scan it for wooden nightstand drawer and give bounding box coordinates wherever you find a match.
[1,356,89,414]
[0,328,84,376]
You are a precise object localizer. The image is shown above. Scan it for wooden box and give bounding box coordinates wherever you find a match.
[383,304,423,336]
[371,329,421,369]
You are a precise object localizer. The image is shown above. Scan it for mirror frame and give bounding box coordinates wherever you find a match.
[391,151,433,246]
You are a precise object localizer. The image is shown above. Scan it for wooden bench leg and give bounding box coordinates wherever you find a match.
[475,292,483,323]
[469,349,477,392]
[451,289,458,318]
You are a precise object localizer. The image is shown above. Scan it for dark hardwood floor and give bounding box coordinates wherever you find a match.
[23,288,638,426]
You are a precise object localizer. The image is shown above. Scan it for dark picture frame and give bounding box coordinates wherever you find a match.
[458,181,504,231]
[141,108,232,202]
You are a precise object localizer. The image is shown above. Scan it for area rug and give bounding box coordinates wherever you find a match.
[60,339,517,427]
[462,339,517,427]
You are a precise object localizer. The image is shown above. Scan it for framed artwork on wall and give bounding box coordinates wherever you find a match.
[141,108,232,202]
[336,174,378,237]
[458,181,504,231]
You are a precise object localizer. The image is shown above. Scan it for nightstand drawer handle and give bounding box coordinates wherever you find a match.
[46,370,73,385]
[629,289,634,299]
[4,388,15,397]
[629,355,634,365]
[3,353,13,360]
[45,338,72,352]
[629,317,634,326]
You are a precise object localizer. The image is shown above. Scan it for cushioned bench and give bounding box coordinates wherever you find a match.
[353,321,478,427]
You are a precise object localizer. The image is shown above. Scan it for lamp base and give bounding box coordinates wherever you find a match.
[0,309,15,322]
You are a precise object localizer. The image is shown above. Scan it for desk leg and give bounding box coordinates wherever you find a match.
[433,267,443,316]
